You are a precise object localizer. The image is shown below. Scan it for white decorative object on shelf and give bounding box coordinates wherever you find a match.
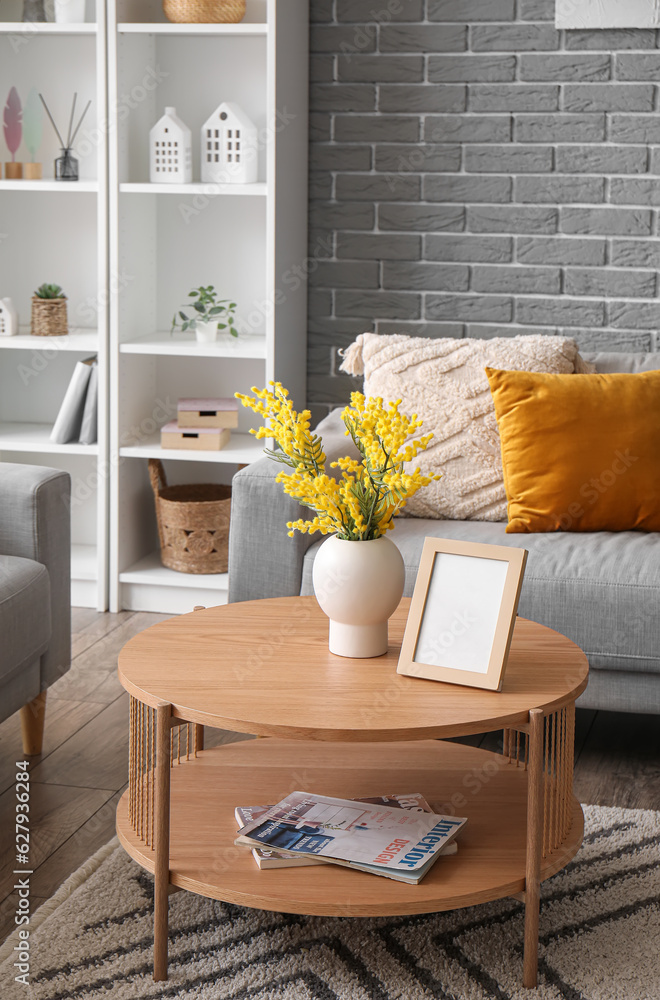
[53,0,87,23]
[201,102,257,185]
[0,298,18,337]
[150,107,192,184]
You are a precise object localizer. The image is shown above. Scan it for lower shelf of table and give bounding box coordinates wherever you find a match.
[116,737,583,918]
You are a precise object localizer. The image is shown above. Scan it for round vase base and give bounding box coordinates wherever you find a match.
[328,620,388,658]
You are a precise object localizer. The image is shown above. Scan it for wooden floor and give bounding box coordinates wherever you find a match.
[1,607,659,945]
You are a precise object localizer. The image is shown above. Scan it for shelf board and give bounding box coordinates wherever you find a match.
[0,329,98,351]
[120,431,261,464]
[120,331,266,358]
[0,180,98,193]
[117,22,267,35]
[0,22,97,34]
[120,181,267,196]
[0,423,99,455]
[71,543,97,581]
[120,551,227,591]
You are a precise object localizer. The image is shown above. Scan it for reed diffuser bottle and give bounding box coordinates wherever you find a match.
[39,91,91,182]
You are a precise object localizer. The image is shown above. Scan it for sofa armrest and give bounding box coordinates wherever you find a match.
[0,464,71,688]
[228,414,359,603]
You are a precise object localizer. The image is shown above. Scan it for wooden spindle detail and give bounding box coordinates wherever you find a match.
[523,707,544,989]
[564,708,569,838]
[154,703,172,982]
[543,715,550,859]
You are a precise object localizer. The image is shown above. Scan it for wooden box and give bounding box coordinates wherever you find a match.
[161,421,231,451]
[177,397,239,429]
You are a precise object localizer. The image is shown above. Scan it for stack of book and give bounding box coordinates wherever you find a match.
[160,397,238,450]
[50,356,98,445]
[235,791,467,884]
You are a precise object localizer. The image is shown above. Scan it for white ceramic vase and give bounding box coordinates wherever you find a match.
[312,534,405,658]
[195,320,218,344]
[53,0,86,22]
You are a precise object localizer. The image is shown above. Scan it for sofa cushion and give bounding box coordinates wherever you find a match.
[301,520,660,677]
[584,351,660,374]
[0,555,51,684]
[486,366,660,534]
[338,332,594,523]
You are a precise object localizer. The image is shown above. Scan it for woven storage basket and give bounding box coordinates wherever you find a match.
[31,296,68,336]
[162,0,245,23]
[149,458,231,574]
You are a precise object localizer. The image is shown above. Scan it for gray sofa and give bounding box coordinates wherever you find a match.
[0,464,71,754]
[228,352,660,715]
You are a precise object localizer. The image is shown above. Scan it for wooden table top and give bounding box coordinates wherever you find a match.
[118,596,588,740]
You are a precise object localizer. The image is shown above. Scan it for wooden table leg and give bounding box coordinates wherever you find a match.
[154,703,172,981]
[523,708,544,988]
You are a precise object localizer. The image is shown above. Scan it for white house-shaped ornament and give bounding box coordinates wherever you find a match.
[201,102,258,185]
[150,107,192,184]
[0,298,18,337]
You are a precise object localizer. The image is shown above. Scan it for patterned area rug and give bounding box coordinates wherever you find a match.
[1,805,658,1000]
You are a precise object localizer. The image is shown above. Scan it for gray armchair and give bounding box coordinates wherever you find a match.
[0,464,71,754]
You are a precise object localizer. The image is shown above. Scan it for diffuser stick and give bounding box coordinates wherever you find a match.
[38,93,65,147]
[66,92,77,149]
[68,99,91,148]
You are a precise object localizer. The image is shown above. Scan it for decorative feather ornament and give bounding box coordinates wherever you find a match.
[22,0,46,22]
[23,88,42,163]
[4,87,22,162]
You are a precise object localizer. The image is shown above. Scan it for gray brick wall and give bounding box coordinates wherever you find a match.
[307,0,660,414]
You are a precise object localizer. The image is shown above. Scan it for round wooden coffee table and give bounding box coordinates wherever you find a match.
[116,596,588,988]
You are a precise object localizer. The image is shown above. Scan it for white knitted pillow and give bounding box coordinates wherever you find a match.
[339,333,594,522]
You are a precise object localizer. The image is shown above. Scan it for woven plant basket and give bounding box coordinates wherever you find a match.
[149,458,231,574]
[162,0,245,23]
[31,296,68,336]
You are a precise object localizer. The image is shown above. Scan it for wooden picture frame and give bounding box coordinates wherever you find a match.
[397,538,528,692]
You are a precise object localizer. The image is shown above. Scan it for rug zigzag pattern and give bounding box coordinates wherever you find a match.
[1,805,658,1000]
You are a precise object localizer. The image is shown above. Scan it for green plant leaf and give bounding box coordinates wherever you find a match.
[230,327,238,338]
[193,302,206,313]
[189,290,198,297]
[217,322,227,329]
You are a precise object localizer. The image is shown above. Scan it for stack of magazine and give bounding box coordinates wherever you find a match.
[50,356,98,444]
[235,791,467,884]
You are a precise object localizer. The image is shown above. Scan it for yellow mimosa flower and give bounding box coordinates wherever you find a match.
[236,386,439,540]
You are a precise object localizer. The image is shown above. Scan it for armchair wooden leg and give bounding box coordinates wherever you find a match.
[19,692,47,756]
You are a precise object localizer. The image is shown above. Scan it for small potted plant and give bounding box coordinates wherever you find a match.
[31,283,68,337]
[171,286,238,344]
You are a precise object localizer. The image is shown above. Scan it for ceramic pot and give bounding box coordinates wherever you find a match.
[312,534,405,658]
[195,320,218,344]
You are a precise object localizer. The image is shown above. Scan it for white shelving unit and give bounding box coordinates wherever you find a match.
[0,6,108,610]
[108,0,308,613]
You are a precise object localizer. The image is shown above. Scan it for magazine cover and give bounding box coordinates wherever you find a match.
[235,791,467,883]
[235,793,458,871]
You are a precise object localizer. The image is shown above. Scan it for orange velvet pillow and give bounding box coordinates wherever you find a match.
[485,367,660,533]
